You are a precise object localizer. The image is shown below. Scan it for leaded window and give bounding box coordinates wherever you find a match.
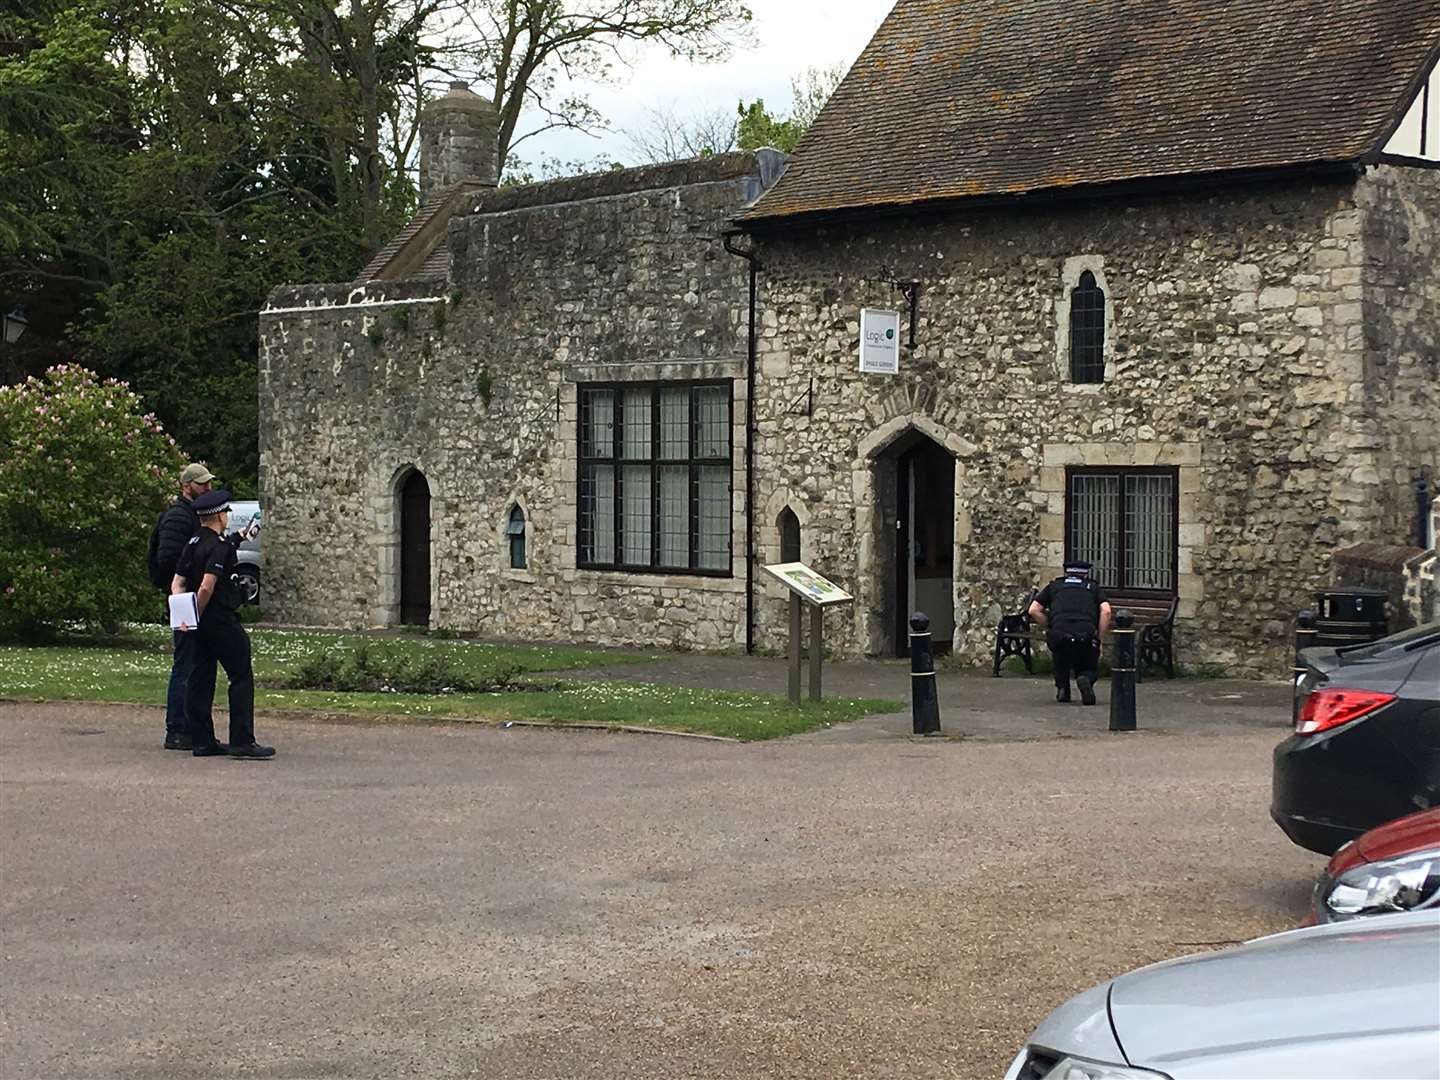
[578,382,732,574]
[1066,467,1176,594]
[506,506,527,569]
[1069,270,1106,384]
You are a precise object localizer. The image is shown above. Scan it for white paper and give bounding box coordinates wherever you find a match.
[169,592,200,631]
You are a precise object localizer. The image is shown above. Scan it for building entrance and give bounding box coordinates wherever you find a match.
[889,436,955,656]
[400,470,431,626]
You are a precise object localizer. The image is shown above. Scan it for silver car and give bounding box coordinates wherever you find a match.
[1003,909,1440,1080]
[225,499,262,604]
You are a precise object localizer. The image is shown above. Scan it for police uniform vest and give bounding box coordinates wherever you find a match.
[175,530,243,612]
[1045,575,1102,632]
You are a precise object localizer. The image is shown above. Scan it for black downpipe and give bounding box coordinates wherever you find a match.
[723,231,759,655]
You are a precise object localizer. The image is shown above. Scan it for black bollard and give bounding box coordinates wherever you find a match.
[910,611,942,736]
[1109,609,1137,732]
[1293,609,1318,681]
[1293,609,1317,724]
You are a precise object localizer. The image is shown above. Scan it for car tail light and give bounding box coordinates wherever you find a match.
[1295,688,1396,735]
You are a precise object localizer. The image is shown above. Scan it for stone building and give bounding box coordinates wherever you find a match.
[260,1,1440,675]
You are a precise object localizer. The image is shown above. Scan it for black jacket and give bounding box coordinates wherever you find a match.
[153,498,199,588]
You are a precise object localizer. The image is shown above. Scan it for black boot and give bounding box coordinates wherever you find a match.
[192,741,230,757]
[228,742,276,760]
[1055,685,1071,703]
[1077,674,1096,706]
[163,732,193,751]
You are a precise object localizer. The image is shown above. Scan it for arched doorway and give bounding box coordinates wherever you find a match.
[400,470,431,626]
[877,432,955,656]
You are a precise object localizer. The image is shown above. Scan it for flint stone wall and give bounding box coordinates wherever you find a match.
[747,170,1438,676]
[259,156,767,647]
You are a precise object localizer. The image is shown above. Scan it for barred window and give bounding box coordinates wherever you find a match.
[1066,467,1176,594]
[1069,270,1106,384]
[578,382,732,574]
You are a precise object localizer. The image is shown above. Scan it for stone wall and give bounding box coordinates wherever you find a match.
[1357,165,1440,548]
[747,174,1403,675]
[259,155,771,647]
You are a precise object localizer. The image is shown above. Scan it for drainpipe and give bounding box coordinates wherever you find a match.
[722,230,759,655]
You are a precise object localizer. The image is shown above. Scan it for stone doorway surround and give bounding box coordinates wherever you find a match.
[372,462,441,628]
[853,412,975,657]
[1039,441,1205,618]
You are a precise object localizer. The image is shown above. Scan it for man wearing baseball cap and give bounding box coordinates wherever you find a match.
[146,462,216,749]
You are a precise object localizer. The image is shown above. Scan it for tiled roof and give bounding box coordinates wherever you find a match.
[355,181,489,282]
[742,0,1440,222]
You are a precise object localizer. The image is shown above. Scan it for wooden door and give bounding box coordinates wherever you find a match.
[400,471,430,626]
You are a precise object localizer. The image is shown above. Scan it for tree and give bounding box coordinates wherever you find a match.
[625,102,736,163]
[0,365,186,641]
[735,64,845,154]
[1,0,756,494]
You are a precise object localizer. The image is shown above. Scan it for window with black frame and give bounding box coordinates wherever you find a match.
[578,382,732,574]
[1066,467,1177,594]
[1069,270,1106,384]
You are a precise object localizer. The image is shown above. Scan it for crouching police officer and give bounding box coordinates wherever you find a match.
[1028,561,1113,705]
[171,490,276,759]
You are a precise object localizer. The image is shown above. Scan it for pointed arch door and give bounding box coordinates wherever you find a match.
[400,470,431,626]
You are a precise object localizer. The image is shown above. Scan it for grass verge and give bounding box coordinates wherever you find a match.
[0,626,900,741]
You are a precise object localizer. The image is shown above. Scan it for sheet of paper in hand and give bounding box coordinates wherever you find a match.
[168,592,200,631]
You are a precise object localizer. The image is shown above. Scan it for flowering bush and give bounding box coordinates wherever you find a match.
[0,365,186,639]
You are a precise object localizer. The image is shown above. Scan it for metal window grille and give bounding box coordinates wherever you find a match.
[1067,468,1177,593]
[1123,474,1175,591]
[1069,271,1106,384]
[577,382,732,575]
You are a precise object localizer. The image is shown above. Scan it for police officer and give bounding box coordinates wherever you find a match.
[171,490,276,759]
[1029,560,1114,705]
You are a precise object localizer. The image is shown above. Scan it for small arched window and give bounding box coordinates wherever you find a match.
[506,505,527,569]
[1069,270,1106,384]
[778,507,801,564]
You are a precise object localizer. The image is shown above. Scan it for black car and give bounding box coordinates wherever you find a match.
[1272,621,1440,855]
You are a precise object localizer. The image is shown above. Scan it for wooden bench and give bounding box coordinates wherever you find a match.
[991,590,1178,679]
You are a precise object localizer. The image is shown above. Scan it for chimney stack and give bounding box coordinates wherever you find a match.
[419,81,499,200]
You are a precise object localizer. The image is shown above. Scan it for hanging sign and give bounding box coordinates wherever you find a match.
[859,308,901,374]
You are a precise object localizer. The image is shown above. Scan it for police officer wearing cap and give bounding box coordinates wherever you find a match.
[171,489,275,759]
[1029,560,1114,705]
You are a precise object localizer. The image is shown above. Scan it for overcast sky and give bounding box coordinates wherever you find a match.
[513,0,894,168]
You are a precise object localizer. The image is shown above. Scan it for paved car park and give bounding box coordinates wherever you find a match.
[1,701,1318,1079]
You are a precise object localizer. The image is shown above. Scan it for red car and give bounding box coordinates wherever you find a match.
[1310,807,1440,924]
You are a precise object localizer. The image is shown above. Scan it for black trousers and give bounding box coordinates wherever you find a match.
[1047,628,1100,689]
[185,607,255,747]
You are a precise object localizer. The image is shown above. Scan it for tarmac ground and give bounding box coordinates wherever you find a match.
[1,689,1319,1080]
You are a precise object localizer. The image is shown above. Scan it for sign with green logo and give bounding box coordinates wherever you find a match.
[859,308,901,375]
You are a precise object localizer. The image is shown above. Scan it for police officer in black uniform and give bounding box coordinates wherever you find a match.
[172,490,276,759]
[1029,560,1114,705]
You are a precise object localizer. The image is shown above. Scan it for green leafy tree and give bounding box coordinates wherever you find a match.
[735,64,845,154]
[0,365,187,641]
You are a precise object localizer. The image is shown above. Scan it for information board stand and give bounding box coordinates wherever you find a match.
[763,563,854,705]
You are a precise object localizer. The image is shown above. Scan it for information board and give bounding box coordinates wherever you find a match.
[763,562,854,607]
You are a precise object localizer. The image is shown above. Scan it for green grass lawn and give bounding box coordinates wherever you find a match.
[0,626,900,741]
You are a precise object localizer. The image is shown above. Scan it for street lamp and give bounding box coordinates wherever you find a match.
[3,305,28,345]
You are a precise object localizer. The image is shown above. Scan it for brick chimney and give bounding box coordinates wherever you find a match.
[419,81,499,200]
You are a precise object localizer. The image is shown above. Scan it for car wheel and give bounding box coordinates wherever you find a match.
[233,566,260,605]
